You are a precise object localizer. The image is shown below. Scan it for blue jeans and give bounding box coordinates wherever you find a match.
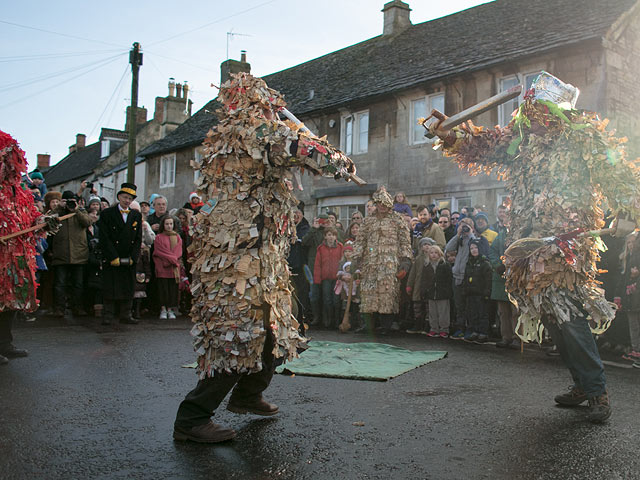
[321,280,340,328]
[543,313,607,398]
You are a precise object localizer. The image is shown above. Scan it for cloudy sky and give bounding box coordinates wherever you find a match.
[1,0,491,168]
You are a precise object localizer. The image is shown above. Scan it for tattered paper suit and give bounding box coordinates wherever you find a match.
[189,74,356,377]
[428,74,640,341]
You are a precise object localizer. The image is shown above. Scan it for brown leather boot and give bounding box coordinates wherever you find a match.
[587,392,612,423]
[173,421,236,443]
[227,397,279,416]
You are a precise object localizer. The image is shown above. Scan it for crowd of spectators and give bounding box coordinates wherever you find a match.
[22,171,640,368]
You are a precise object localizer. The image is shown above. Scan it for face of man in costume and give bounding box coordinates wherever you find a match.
[118,192,134,210]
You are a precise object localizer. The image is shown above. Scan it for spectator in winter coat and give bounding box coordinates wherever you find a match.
[621,232,640,363]
[28,170,47,197]
[438,215,457,243]
[488,228,519,349]
[406,237,436,334]
[302,214,329,325]
[287,207,311,323]
[412,205,446,251]
[183,192,204,214]
[474,212,498,246]
[50,191,92,317]
[462,239,492,343]
[313,227,343,328]
[393,192,413,217]
[152,215,183,320]
[421,246,453,338]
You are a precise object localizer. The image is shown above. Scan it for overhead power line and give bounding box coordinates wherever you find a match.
[0,54,125,110]
[146,0,277,47]
[0,48,124,63]
[0,19,126,48]
[88,63,131,139]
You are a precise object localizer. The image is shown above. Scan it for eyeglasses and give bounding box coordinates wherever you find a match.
[451,216,460,220]
[438,220,449,224]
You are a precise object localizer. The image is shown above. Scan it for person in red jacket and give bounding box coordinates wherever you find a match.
[152,215,183,320]
[313,227,343,329]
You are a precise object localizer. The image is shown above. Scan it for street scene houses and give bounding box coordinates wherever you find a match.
[44,0,640,222]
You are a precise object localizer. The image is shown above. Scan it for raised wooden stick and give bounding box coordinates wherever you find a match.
[0,213,75,242]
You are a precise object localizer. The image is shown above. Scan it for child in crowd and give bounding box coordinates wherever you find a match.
[152,215,183,320]
[446,249,458,327]
[406,237,435,334]
[313,227,343,328]
[462,239,492,343]
[335,243,361,331]
[421,246,453,337]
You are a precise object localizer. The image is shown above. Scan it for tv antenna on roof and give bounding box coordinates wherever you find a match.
[226,30,252,60]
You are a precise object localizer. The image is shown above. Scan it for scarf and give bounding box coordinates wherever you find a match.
[452,234,474,285]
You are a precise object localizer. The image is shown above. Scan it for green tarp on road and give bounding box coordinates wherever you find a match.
[276,341,447,381]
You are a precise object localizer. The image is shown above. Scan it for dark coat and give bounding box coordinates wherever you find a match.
[287,217,310,271]
[488,229,509,302]
[98,205,143,300]
[50,207,91,265]
[421,259,453,301]
[462,255,492,297]
[86,224,103,290]
[301,226,325,274]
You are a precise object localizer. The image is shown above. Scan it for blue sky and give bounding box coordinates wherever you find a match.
[0,0,491,169]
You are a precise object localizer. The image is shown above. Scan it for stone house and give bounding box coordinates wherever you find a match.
[44,80,192,204]
[139,0,640,223]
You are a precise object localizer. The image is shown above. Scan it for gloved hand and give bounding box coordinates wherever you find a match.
[42,215,61,233]
[396,270,407,280]
[110,258,120,267]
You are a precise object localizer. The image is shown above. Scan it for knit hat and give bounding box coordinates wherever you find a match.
[30,171,44,180]
[44,191,62,209]
[419,237,436,247]
[469,238,482,249]
[189,192,200,201]
[343,243,354,251]
[88,196,101,206]
[474,212,489,224]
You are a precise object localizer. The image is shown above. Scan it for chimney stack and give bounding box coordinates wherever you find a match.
[76,133,86,150]
[382,0,411,36]
[168,78,176,97]
[36,154,50,169]
[154,96,166,122]
[125,106,148,131]
[220,51,251,85]
[176,82,183,98]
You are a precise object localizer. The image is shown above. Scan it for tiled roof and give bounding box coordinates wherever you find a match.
[138,99,220,158]
[100,128,128,141]
[264,0,637,115]
[44,142,102,187]
[138,0,637,157]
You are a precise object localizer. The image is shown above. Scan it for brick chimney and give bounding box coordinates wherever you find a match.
[154,96,166,122]
[76,133,86,149]
[382,0,411,36]
[125,106,148,131]
[220,51,251,85]
[36,154,50,169]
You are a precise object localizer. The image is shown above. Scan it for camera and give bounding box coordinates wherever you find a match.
[461,225,471,234]
[66,199,77,210]
[86,182,94,190]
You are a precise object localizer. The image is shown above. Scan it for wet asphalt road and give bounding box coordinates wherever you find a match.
[1,315,639,480]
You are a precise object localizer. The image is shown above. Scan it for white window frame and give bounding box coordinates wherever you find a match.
[160,153,176,188]
[340,110,369,155]
[498,71,543,126]
[410,92,445,145]
[193,148,204,183]
[453,196,472,212]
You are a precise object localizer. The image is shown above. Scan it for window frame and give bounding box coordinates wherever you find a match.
[410,92,445,145]
[497,71,543,126]
[159,153,176,188]
[193,148,203,183]
[340,110,369,155]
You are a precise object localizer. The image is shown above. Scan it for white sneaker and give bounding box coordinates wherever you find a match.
[159,309,168,320]
[168,310,176,320]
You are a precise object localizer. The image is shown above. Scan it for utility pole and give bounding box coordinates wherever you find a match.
[127,42,142,184]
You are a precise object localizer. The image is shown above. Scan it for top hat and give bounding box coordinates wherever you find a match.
[117,182,137,199]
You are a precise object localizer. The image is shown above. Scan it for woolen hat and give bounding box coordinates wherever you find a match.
[117,182,137,199]
[419,237,436,247]
[88,196,101,206]
[44,191,62,209]
[189,192,200,201]
[30,171,44,180]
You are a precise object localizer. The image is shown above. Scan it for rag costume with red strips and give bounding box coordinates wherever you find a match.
[0,130,42,312]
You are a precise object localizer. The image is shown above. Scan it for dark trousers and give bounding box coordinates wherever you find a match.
[321,280,340,328]
[453,284,467,331]
[157,278,178,308]
[53,264,84,310]
[466,295,488,334]
[543,314,607,398]
[105,299,134,321]
[291,269,310,322]
[174,329,276,429]
[0,310,16,351]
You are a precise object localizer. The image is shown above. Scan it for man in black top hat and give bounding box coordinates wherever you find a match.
[98,183,142,325]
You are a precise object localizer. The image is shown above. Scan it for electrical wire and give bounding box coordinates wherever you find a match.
[88,63,130,139]
[145,50,219,74]
[0,54,125,109]
[0,48,124,63]
[106,68,130,128]
[0,53,126,93]
[146,0,277,47]
[0,19,126,48]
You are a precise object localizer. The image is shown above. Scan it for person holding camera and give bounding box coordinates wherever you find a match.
[50,191,92,318]
[98,183,142,325]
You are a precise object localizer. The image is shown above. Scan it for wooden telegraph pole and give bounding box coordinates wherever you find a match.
[127,42,142,183]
